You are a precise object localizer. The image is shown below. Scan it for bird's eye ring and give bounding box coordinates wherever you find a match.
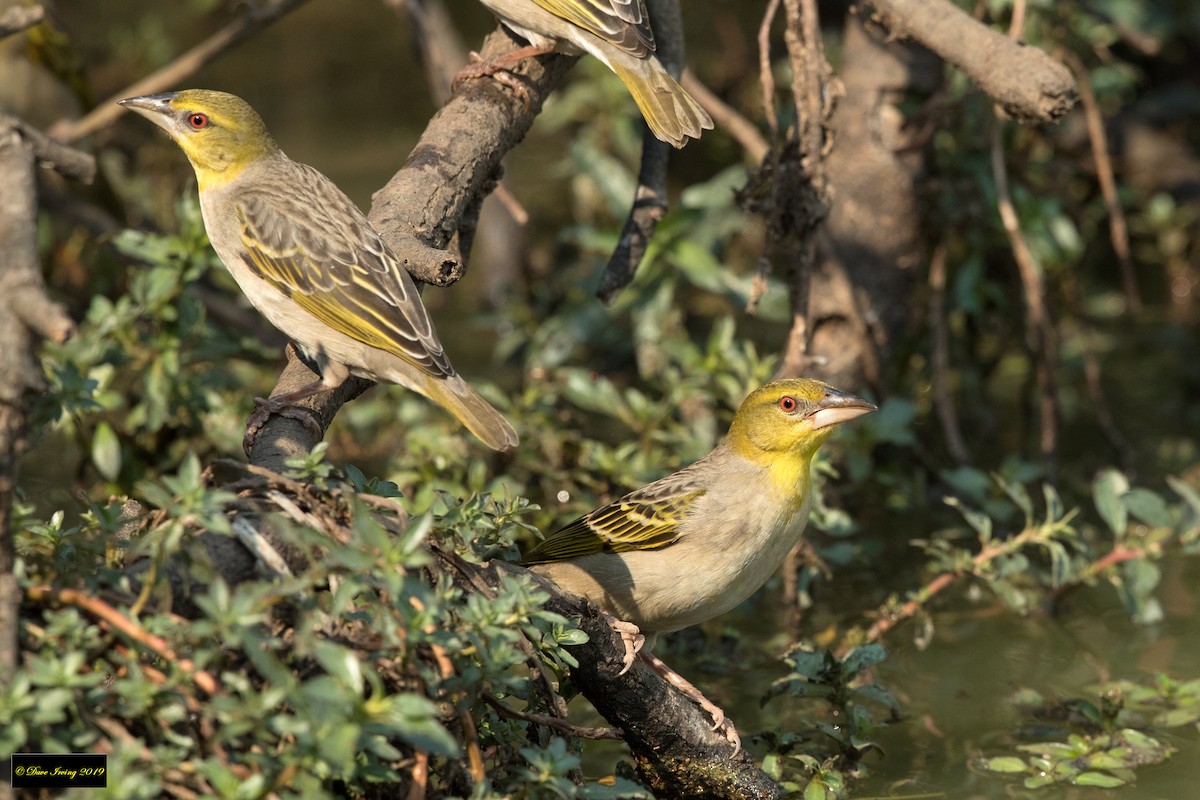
[187,113,209,130]
[779,395,798,413]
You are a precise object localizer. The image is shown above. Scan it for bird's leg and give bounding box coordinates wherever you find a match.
[452,44,554,109]
[243,344,337,454]
[601,614,645,675]
[640,651,741,754]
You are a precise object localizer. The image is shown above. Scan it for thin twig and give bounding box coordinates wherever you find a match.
[25,585,220,696]
[406,750,429,800]
[681,71,769,163]
[0,110,94,184]
[758,0,782,141]
[482,693,623,740]
[866,526,1039,642]
[928,243,971,465]
[1067,52,1141,312]
[61,0,311,142]
[990,0,1058,465]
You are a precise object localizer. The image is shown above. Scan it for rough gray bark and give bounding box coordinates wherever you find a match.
[867,0,1077,122]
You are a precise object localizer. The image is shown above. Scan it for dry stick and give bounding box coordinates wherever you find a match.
[25,585,220,696]
[406,750,429,800]
[1068,53,1141,313]
[60,0,311,143]
[774,0,829,374]
[0,4,44,39]
[482,693,622,740]
[991,0,1058,464]
[865,0,1076,123]
[928,244,972,465]
[758,0,782,140]
[681,71,769,164]
[746,0,784,313]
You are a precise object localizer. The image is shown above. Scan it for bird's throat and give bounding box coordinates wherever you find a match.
[766,450,815,512]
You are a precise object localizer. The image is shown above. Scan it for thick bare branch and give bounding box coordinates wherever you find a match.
[866,0,1077,122]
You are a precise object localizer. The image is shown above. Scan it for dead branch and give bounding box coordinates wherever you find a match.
[865,0,1077,122]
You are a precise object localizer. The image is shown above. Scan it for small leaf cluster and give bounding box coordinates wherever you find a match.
[759,644,899,794]
[976,675,1200,789]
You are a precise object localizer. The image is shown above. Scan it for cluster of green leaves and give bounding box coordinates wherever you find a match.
[7,443,663,798]
[759,644,898,798]
[35,195,256,493]
[880,464,1200,630]
[977,673,1200,789]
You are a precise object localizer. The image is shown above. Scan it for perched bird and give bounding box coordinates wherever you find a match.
[467,0,713,147]
[119,90,518,453]
[523,378,876,749]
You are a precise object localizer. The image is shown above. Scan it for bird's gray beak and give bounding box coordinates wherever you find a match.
[118,92,178,124]
[808,388,877,430]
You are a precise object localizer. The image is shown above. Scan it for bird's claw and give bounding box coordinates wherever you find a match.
[243,396,324,456]
[451,48,539,111]
[602,616,645,675]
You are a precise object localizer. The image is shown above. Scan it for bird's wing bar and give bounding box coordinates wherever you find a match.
[522,470,706,564]
[234,175,454,378]
[530,0,655,57]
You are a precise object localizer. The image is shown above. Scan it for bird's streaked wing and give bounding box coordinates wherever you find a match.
[531,0,655,57]
[522,464,706,563]
[234,163,454,378]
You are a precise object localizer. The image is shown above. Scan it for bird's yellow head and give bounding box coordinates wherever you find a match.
[119,89,279,190]
[727,378,875,498]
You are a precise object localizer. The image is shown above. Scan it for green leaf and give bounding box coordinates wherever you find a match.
[981,756,1029,773]
[91,421,122,481]
[1122,488,1173,528]
[1094,469,1130,535]
[841,644,887,675]
[312,641,364,695]
[1073,772,1126,788]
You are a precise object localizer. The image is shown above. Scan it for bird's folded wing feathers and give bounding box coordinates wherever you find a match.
[234,167,454,378]
[531,0,655,57]
[522,466,706,564]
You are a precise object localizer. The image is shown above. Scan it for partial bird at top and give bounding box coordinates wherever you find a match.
[467,0,713,147]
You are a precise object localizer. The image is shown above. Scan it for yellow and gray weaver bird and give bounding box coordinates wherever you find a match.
[523,378,875,749]
[471,0,713,147]
[119,90,518,452]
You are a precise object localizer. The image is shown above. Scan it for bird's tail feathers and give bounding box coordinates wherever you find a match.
[421,374,520,452]
[610,57,713,148]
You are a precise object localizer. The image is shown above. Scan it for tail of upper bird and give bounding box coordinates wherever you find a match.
[421,374,520,452]
[608,56,713,148]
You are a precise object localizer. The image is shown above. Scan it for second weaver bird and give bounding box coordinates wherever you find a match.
[523,378,876,751]
[119,89,518,453]
[470,0,713,147]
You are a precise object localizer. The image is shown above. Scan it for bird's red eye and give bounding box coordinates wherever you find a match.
[779,396,798,412]
[188,113,209,130]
